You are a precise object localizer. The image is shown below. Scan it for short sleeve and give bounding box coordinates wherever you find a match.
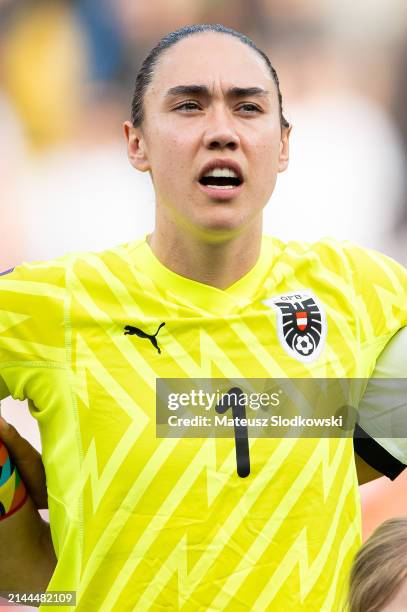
[341,244,407,478]
[343,243,407,344]
[355,326,407,473]
[0,260,68,400]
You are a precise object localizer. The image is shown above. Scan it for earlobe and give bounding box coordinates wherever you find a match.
[278,123,292,173]
[123,120,150,172]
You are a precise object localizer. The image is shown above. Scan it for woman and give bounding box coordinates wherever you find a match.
[0,24,406,611]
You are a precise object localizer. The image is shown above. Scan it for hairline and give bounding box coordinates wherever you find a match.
[131,25,289,129]
[145,32,278,108]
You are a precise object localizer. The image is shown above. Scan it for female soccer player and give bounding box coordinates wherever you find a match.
[0,24,406,611]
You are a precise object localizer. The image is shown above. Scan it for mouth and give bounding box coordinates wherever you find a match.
[197,159,244,200]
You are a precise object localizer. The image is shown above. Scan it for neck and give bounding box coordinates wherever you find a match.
[147,220,263,290]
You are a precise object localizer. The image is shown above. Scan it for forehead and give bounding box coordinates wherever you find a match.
[150,32,273,95]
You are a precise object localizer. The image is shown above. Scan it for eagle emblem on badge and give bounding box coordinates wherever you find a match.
[264,290,327,363]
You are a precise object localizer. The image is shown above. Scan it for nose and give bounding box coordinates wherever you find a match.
[202,106,240,151]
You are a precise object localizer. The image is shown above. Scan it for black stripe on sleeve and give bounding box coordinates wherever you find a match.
[353,423,406,481]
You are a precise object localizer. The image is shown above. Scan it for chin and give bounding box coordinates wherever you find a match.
[191,211,254,242]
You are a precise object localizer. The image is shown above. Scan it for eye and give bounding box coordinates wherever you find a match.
[237,103,262,114]
[175,101,201,112]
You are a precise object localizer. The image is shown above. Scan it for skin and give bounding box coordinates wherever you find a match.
[0,31,386,594]
[355,454,384,485]
[124,30,385,484]
[124,31,291,289]
[0,417,56,596]
[381,578,407,611]
[0,405,382,597]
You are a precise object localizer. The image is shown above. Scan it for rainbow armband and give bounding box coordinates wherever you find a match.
[0,441,28,520]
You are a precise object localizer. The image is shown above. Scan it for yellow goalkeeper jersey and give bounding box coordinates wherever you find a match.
[0,235,406,611]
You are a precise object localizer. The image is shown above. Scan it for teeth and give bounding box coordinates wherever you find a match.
[204,167,238,178]
[207,184,235,190]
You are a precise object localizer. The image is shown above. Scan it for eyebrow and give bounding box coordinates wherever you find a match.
[164,85,270,99]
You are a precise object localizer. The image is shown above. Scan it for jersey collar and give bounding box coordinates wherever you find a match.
[126,235,275,316]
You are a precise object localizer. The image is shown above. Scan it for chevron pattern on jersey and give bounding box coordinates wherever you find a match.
[0,236,405,611]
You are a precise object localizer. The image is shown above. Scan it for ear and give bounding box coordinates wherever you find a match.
[123,120,150,172]
[278,123,292,173]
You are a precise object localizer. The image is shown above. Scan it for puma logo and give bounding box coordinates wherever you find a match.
[124,322,166,354]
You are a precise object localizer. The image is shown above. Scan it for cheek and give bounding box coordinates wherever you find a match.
[250,138,281,182]
[149,128,194,182]
[247,133,281,202]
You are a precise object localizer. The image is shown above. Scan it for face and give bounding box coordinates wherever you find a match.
[125,32,290,240]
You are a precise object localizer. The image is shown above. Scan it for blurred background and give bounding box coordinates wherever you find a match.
[0,0,407,607]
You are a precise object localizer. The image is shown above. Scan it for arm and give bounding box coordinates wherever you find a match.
[354,422,406,485]
[0,496,56,592]
[355,452,384,485]
[0,417,56,592]
[354,327,407,486]
[0,416,48,509]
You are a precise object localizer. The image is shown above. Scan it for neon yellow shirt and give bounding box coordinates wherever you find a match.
[0,235,406,611]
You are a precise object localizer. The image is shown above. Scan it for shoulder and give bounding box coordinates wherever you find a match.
[263,235,354,283]
[0,253,73,301]
[264,234,352,261]
[0,239,144,287]
[264,235,406,282]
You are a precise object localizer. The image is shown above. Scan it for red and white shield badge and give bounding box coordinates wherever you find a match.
[263,290,327,363]
[295,311,307,331]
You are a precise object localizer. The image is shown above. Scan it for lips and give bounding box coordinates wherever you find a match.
[197,158,244,200]
[198,158,244,184]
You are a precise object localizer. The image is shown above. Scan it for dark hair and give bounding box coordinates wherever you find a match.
[131,24,289,130]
